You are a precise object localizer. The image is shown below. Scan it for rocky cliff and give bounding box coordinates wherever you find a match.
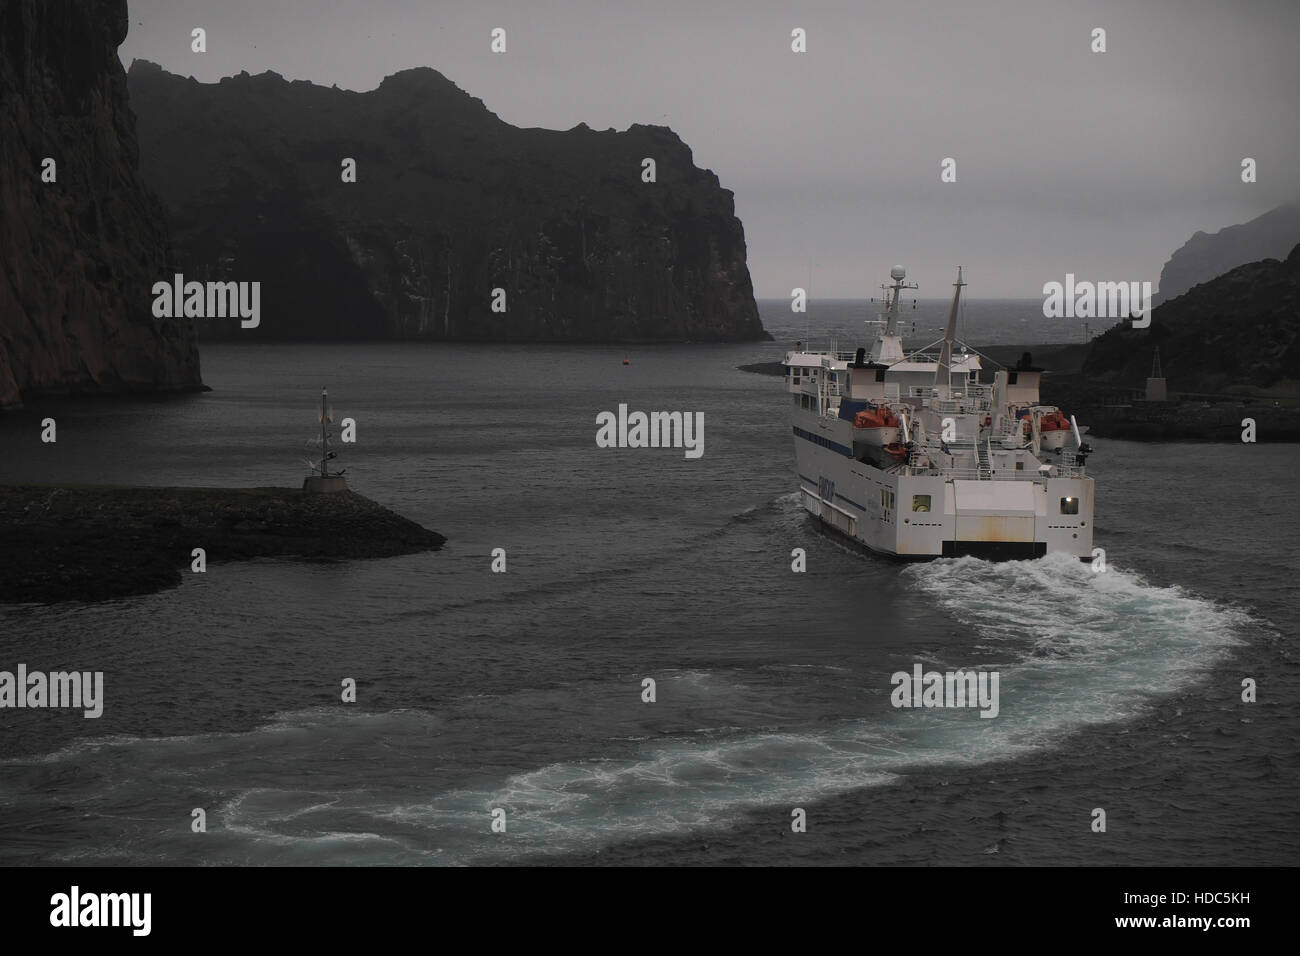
[0,0,201,408]
[126,61,769,343]
[1154,201,1300,306]
[1083,243,1300,393]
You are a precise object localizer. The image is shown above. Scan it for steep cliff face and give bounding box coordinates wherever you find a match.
[127,61,769,343]
[1084,243,1300,393]
[1154,201,1300,306]
[0,0,201,407]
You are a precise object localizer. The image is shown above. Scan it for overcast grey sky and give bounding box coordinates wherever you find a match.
[119,0,1300,298]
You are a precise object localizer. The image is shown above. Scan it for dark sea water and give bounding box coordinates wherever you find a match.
[1,299,1296,866]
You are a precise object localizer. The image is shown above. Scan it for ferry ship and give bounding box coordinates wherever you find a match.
[783,266,1094,560]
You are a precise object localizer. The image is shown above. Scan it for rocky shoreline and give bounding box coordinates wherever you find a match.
[0,485,445,604]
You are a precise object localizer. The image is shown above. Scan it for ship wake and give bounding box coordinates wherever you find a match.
[0,556,1247,865]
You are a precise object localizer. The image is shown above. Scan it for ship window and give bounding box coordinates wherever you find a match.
[1060,496,1079,515]
[912,495,931,513]
[1015,461,1024,471]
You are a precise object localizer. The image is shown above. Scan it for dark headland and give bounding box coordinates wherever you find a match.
[0,485,445,604]
[1064,241,1300,441]
[2,0,769,411]
[126,60,769,345]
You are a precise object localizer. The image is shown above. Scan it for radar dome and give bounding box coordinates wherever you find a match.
[890,266,906,280]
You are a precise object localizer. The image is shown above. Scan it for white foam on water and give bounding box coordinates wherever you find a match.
[1,554,1249,865]
[365,553,1248,862]
[0,705,443,769]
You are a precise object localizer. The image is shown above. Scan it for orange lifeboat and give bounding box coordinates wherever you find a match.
[882,442,910,462]
[853,406,899,430]
[1040,410,1071,432]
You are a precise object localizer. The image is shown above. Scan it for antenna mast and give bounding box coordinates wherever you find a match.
[319,387,332,478]
[319,388,330,477]
[869,265,918,363]
[934,266,966,395]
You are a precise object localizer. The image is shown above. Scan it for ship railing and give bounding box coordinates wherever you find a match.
[925,397,995,415]
[907,383,993,395]
[909,384,994,398]
[1056,456,1088,477]
[949,385,995,400]
[926,465,1056,482]
[993,422,1028,444]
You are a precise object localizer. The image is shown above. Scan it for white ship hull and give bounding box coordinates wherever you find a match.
[792,411,1093,560]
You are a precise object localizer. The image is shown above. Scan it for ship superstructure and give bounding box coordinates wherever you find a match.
[783,266,1095,560]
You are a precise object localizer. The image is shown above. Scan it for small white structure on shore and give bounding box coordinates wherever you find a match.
[304,387,349,493]
[1145,347,1168,402]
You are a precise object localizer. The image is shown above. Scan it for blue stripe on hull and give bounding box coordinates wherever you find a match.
[792,425,852,457]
